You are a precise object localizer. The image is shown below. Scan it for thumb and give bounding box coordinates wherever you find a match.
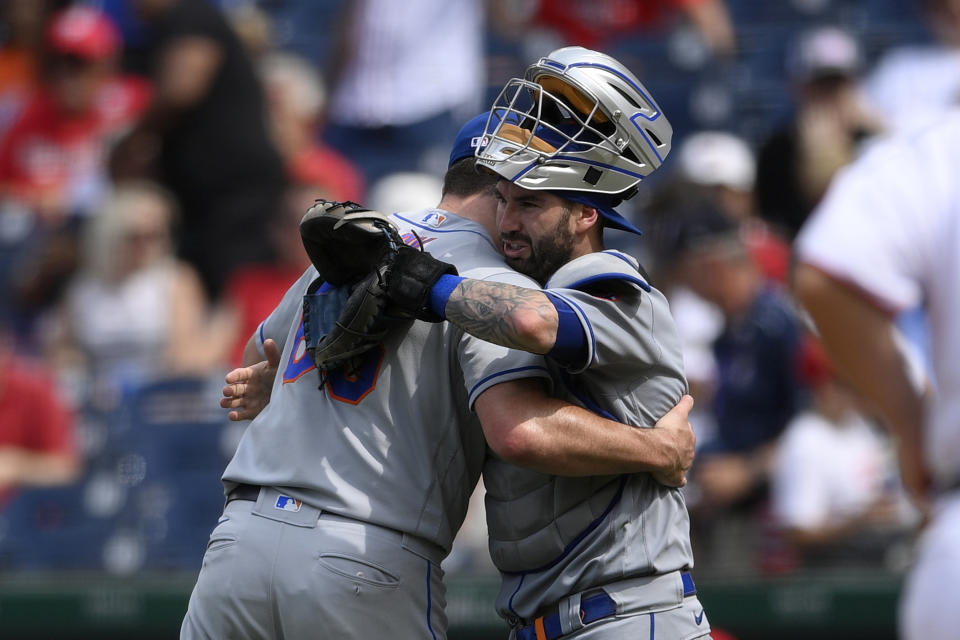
[673,394,695,418]
[264,339,281,368]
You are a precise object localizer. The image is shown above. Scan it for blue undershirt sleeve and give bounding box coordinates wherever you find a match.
[428,274,465,319]
[544,291,588,367]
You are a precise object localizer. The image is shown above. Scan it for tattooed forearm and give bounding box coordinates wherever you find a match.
[445,279,559,354]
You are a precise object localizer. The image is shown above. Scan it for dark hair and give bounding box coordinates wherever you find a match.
[442,158,499,199]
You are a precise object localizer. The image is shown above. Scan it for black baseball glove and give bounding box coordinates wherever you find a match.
[300,200,457,375]
[300,199,403,286]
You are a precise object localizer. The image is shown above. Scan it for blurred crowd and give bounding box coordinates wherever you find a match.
[0,0,950,578]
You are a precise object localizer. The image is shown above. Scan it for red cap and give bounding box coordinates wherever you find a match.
[46,6,121,61]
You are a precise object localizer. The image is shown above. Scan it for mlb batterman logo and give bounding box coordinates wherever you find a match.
[420,211,447,227]
[275,495,302,512]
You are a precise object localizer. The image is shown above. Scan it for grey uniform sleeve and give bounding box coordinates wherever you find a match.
[255,267,318,358]
[547,285,677,376]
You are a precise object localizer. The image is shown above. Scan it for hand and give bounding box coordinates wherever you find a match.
[650,395,696,488]
[220,339,281,421]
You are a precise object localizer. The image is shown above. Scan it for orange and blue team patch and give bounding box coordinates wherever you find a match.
[401,231,436,248]
[282,315,316,383]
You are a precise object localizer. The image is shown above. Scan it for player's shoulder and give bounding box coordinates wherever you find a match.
[393,209,496,250]
[391,208,509,275]
[545,250,651,295]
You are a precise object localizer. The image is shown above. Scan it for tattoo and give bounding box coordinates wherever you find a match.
[445,279,558,354]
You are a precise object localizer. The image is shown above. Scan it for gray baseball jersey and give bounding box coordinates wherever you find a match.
[482,250,695,624]
[221,209,551,554]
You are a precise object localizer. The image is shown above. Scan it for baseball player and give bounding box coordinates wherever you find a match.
[374,46,711,639]
[182,113,696,640]
[794,111,960,640]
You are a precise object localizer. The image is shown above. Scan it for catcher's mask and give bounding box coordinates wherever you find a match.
[477,46,672,200]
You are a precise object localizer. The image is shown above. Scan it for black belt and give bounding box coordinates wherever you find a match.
[227,483,261,503]
[515,571,697,640]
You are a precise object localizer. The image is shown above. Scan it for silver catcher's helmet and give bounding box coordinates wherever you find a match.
[476,46,672,199]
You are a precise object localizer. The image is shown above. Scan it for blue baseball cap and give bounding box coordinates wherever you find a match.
[550,190,644,236]
[448,112,493,168]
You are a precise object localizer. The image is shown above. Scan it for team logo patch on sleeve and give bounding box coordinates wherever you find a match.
[275,496,302,512]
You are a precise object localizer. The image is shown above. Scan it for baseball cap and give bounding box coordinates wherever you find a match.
[550,190,645,236]
[448,112,494,168]
[789,26,861,83]
[46,6,121,62]
[677,131,756,192]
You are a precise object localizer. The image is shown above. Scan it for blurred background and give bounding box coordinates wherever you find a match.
[0,0,947,638]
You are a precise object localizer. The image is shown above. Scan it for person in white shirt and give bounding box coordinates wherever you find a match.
[771,335,917,568]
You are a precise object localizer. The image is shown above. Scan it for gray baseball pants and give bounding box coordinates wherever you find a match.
[180,487,448,639]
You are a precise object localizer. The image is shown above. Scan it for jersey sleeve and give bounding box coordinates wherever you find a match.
[796,133,936,314]
[456,268,552,409]
[544,285,666,375]
[256,267,317,358]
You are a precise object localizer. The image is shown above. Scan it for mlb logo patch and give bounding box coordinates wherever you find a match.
[420,211,447,227]
[275,495,302,512]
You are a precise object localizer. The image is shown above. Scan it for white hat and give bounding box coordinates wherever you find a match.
[789,26,861,82]
[677,131,756,192]
[368,172,443,214]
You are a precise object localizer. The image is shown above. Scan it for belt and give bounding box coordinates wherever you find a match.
[515,571,697,640]
[227,483,261,503]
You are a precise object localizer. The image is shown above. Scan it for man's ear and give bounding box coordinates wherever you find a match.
[575,204,601,233]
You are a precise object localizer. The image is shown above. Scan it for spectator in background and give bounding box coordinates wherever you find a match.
[771,334,918,570]
[674,129,792,284]
[0,324,80,508]
[321,0,485,185]
[491,0,736,59]
[755,25,883,240]
[259,51,364,203]
[49,181,235,400]
[222,184,314,367]
[0,0,59,133]
[676,130,756,223]
[111,0,286,301]
[674,207,804,518]
[219,49,368,367]
[646,134,790,456]
[0,5,151,345]
[865,0,960,132]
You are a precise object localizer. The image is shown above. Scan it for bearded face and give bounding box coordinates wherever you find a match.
[500,205,576,285]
